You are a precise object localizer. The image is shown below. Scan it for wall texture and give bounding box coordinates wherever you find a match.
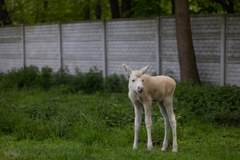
[0,15,239,86]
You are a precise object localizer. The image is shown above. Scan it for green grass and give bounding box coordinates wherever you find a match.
[0,88,239,160]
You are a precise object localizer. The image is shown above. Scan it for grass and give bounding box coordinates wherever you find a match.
[0,87,239,160]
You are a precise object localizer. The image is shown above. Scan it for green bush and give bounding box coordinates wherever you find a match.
[0,66,127,93]
[104,74,128,93]
[39,67,53,90]
[175,82,240,125]
[0,66,39,89]
[71,67,104,93]
[0,66,239,126]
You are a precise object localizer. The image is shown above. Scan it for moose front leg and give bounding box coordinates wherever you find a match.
[133,104,143,149]
[143,102,153,150]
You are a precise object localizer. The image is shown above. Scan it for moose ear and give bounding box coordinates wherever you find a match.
[140,65,149,74]
[122,64,132,76]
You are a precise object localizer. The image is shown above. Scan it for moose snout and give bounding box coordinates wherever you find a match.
[137,86,143,93]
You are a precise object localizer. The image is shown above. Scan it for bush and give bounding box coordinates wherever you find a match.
[175,82,240,125]
[0,66,39,89]
[39,67,53,90]
[0,66,104,93]
[104,74,128,93]
[72,67,104,93]
[0,66,130,93]
[1,66,239,126]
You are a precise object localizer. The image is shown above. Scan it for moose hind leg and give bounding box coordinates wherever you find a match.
[163,99,178,152]
[159,103,170,151]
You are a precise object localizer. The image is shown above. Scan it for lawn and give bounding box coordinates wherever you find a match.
[0,88,239,160]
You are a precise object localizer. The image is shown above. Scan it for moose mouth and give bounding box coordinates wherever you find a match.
[137,88,143,93]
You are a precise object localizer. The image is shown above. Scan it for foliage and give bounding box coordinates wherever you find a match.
[5,0,111,24]
[132,0,171,17]
[72,67,104,93]
[190,0,240,14]
[0,66,127,93]
[0,66,240,126]
[0,88,239,159]
[104,74,128,93]
[0,66,40,89]
[4,0,240,25]
[189,0,224,14]
[175,82,240,125]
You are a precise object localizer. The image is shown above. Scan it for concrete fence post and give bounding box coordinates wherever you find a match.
[102,20,108,78]
[22,24,26,68]
[220,15,226,86]
[155,17,161,75]
[58,23,63,72]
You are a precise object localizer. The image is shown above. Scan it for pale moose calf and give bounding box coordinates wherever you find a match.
[123,64,178,152]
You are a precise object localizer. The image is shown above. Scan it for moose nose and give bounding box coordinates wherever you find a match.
[137,87,143,93]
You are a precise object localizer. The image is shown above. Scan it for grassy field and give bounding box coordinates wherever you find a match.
[0,87,239,160]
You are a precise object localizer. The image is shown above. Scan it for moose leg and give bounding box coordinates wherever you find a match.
[159,103,170,151]
[163,98,178,152]
[143,102,153,150]
[133,104,143,149]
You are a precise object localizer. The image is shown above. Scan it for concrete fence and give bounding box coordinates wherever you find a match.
[0,15,240,86]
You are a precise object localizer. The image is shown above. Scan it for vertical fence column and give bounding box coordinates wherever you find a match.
[102,20,108,78]
[155,17,161,75]
[220,15,226,86]
[22,24,26,68]
[58,23,63,72]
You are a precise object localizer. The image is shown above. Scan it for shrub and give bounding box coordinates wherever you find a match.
[104,74,128,93]
[39,67,53,90]
[0,66,39,89]
[72,67,104,93]
[0,65,239,126]
[175,82,240,125]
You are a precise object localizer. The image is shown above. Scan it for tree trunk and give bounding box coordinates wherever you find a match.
[175,0,201,84]
[226,0,235,14]
[110,0,120,18]
[0,0,11,25]
[171,0,175,15]
[95,0,101,19]
[84,0,90,20]
[121,0,132,18]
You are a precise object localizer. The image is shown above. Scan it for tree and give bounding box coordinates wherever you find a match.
[0,0,11,25]
[131,0,170,17]
[95,0,101,19]
[171,0,175,15]
[121,0,132,17]
[83,0,90,20]
[109,0,120,18]
[189,0,240,14]
[213,0,235,14]
[175,0,201,84]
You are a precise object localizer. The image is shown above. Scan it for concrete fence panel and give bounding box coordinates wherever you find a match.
[25,24,60,71]
[226,16,240,85]
[0,15,240,86]
[61,21,103,74]
[0,26,23,72]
